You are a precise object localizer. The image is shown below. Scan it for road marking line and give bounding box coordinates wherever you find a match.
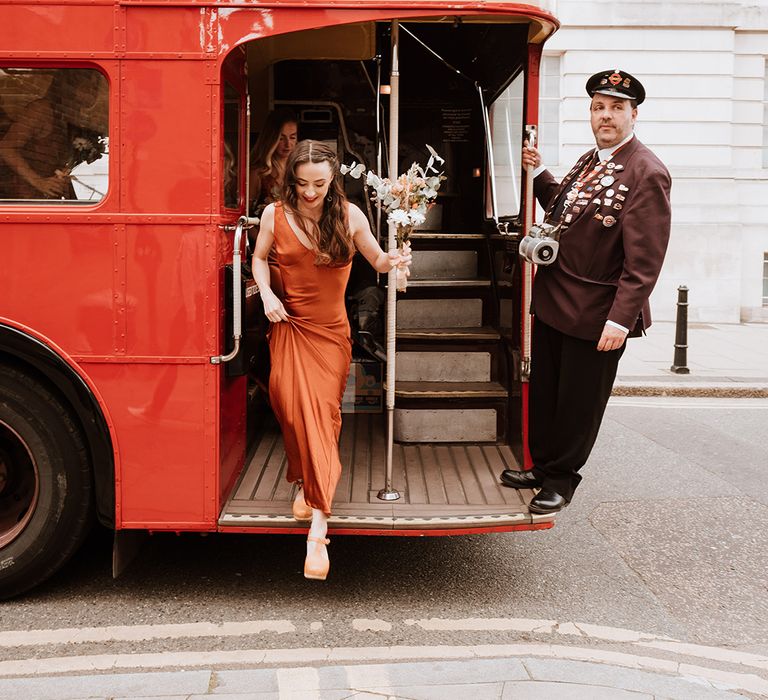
[638,641,768,671]
[3,617,767,676]
[404,617,557,633]
[0,620,295,647]
[352,619,392,632]
[1,644,767,695]
[404,618,676,644]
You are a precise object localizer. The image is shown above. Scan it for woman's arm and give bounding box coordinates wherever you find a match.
[0,101,69,198]
[349,203,412,274]
[251,204,289,322]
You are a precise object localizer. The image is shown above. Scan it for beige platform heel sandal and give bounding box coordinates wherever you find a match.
[304,536,330,580]
[292,487,312,522]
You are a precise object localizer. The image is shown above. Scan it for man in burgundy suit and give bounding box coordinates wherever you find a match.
[500,70,672,514]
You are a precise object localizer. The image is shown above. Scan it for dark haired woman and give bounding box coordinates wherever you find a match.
[248,108,298,216]
[252,140,411,580]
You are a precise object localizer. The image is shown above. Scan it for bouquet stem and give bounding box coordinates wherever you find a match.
[395,225,412,292]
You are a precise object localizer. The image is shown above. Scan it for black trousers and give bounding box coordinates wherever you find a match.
[529,319,625,502]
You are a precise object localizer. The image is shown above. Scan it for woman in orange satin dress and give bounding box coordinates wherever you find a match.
[252,140,411,580]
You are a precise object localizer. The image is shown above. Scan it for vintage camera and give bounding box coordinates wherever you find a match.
[518,222,561,266]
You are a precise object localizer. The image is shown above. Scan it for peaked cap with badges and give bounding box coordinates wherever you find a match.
[586,69,645,105]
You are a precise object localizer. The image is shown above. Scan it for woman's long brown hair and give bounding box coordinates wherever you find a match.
[250,108,297,182]
[282,140,354,266]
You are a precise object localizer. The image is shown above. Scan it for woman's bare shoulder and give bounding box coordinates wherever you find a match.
[260,202,278,224]
[347,202,368,227]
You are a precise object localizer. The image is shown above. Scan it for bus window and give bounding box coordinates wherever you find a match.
[0,67,108,203]
[486,72,524,219]
[222,82,241,209]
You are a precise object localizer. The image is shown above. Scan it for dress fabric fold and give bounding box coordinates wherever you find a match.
[267,203,352,515]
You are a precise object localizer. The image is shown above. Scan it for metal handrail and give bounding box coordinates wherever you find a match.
[211,215,260,365]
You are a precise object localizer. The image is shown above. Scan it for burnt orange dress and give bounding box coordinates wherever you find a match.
[268,203,352,515]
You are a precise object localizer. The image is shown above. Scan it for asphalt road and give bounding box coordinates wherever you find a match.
[1,396,767,666]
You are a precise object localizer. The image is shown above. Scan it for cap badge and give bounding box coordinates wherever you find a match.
[623,78,631,88]
[609,72,622,85]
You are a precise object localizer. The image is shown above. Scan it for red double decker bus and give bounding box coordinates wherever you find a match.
[0,0,558,598]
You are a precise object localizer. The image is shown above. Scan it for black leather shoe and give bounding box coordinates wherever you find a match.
[528,489,567,514]
[500,469,542,489]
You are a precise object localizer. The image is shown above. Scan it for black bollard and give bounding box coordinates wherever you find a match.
[670,285,690,374]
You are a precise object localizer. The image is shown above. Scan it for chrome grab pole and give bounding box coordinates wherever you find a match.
[478,84,499,226]
[211,215,259,365]
[521,125,537,381]
[378,20,401,502]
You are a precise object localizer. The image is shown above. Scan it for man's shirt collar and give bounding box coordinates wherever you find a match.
[596,133,634,163]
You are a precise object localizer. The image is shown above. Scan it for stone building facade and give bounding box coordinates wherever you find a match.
[539,0,768,322]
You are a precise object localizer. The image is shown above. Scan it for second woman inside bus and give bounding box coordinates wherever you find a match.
[248,108,298,217]
[251,140,411,581]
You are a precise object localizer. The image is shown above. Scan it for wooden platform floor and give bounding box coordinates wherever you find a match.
[220,414,553,531]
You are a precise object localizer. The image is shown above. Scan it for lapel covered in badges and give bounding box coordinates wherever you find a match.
[545,149,596,223]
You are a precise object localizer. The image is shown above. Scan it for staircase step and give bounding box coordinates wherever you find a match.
[397,298,483,329]
[397,326,500,342]
[394,381,507,399]
[409,232,485,240]
[394,407,498,442]
[411,250,478,280]
[396,351,491,382]
[406,278,491,288]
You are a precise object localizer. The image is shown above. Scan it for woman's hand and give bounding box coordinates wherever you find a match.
[388,240,412,277]
[262,290,289,323]
[34,172,70,198]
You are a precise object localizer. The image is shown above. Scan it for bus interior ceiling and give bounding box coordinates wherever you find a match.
[225,19,538,530]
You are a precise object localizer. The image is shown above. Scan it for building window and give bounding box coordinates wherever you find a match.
[0,67,109,203]
[763,252,768,306]
[539,54,561,166]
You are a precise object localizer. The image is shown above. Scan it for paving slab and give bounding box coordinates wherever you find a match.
[522,658,748,700]
[362,682,506,700]
[0,670,212,700]
[502,680,653,699]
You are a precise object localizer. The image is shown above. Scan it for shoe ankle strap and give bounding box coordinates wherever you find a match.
[307,536,329,545]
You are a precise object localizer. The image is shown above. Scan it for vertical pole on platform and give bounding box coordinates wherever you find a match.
[375,55,382,246]
[671,285,690,374]
[378,20,401,501]
[521,125,537,382]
